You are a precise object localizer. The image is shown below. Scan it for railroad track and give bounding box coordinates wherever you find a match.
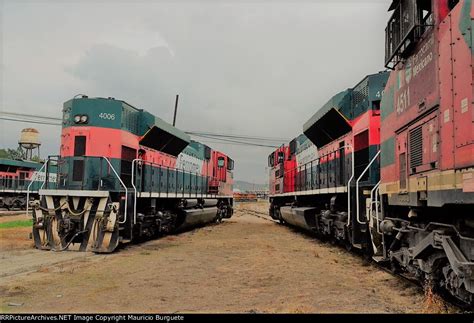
[238,208,273,222]
[242,206,465,312]
[0,209,29,216]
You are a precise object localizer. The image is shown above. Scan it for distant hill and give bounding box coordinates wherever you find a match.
[233,180,268,192]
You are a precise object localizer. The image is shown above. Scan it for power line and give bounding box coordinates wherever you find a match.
[191,134,279,148]
[0,117,61,126]
[186,131,288,143]
[1,111,62,121]
[0,111,287,147]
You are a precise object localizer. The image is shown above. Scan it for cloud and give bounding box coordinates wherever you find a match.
[1,0,391,183]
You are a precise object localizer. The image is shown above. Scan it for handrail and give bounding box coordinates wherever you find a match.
[40,158,50,190]
[131,158,140,225]
[345,144,355,226]
[356,150,381,225]
[102,157,128,225]
[284,146,347,176]
[375,184,382,234]
[284,145,353,193]
[132,158,219,192]
[26,161,47,217]
[368,180,381,229]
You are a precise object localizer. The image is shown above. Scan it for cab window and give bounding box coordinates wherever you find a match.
[217,157,225,168]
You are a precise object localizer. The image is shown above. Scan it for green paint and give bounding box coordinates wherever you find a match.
[63,98,190,144]
[63,98,123,129]
[460,0,473,52]
[381,85,394,121]
[0,219,32,229]
[59,156,122,191]
[380,137,396,168]
[0,158,42,170]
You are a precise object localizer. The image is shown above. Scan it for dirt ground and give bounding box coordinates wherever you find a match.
[0,202,456,313]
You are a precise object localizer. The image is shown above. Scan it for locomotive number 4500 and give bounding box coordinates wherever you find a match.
[99,113,116,120]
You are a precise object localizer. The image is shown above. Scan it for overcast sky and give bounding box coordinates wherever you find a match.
[0,0,391,183]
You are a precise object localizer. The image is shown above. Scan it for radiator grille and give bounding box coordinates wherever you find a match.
[352,78,369,107]
[409,126,423,169]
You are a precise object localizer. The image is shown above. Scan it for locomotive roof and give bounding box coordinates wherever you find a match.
[303,71,388,148]
[388,0,399,11]
[65,96,191,156]
[64,96,232,159]
[0,158,42,169]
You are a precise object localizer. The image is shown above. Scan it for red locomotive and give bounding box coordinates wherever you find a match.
[269,0,474,305]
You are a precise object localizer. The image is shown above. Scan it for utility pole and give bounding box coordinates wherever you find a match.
[173,94,179,126]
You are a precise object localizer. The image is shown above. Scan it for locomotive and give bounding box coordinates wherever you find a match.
[31,96,234,253]
[0,158,53,209]
[269,0,474,305]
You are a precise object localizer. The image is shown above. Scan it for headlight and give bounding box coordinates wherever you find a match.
[80,115,88,123]
[74,115,81,123]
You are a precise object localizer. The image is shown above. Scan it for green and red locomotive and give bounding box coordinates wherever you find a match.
[269,0,474,305]
[31,96,234,253]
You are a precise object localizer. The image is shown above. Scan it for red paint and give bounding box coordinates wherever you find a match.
[61,126,234,195]
[269,109,382,194]
[381,0,474,194]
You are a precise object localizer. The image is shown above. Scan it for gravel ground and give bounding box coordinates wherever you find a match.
[0,202,455,313]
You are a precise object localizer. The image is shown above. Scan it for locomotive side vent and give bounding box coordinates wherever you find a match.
[409,126,423,172]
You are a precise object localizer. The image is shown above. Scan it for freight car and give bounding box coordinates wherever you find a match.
[30,96,234,253]
[269,0,474,305]
[0,158,56,210]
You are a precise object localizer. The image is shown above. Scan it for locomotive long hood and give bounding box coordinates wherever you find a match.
[139,118,191,156]
[303,107,352,148]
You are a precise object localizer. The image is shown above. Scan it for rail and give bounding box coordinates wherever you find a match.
[283,145,354,193]
[34,156,129,224]
[375,183,381,234]
[385,0,433,68]
[40,158,50,190]
[26,161,47,217]
[131,158,222,225]
[102,157,128,225]
[345,144,355,227]
[368,181,381,233]
[131,159,139,225]
[356,150,381,225]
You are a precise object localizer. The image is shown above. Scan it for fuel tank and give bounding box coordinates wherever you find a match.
[175,207,218,232]
[280,206,318,232]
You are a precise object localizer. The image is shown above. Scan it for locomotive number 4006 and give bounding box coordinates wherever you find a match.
[99,113,116,120]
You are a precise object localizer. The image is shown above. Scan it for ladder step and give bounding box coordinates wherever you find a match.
[352,243,363,249]
[372,256,388,263]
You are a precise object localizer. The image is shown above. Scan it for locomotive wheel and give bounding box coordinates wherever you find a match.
[12,199,22,210]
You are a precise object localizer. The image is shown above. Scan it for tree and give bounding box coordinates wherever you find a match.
[0,149,8,158]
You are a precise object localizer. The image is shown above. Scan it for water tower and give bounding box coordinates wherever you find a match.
[18,128,41,160]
